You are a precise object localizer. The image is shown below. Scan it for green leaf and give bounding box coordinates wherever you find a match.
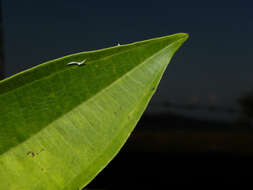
[0,33,188,190]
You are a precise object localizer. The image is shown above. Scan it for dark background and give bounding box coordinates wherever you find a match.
[1,0,253,188]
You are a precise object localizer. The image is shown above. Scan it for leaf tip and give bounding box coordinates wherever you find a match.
[176,32,189,42]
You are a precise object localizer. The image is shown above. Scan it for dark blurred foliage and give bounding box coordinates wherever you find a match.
[237,91,253,127]
[238,91,253,118]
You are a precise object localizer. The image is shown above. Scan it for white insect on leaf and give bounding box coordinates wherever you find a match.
[67,59,87,66]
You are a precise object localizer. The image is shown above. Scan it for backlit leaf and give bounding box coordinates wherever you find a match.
[0,33,188,190]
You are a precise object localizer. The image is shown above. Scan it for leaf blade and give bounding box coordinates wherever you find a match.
[0,33,188,190]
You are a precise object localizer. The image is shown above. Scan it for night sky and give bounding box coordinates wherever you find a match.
[2,1,253,120]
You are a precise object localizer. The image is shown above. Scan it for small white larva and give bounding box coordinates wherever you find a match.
[67,59,86,66]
